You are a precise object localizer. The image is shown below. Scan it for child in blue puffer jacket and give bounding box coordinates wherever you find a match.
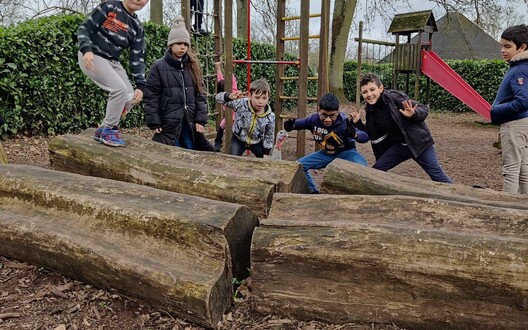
[491,24,528,194]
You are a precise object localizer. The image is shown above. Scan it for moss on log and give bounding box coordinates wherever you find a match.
[251,193,528,329]
[0,165,260,328]
[48,129,308,218]
[321,158,528,210]
[0,142,7,164]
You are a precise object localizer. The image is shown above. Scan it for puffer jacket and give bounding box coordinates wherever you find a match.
[361,89,433,158]
[144,50,208,145]
[491,51,528,125]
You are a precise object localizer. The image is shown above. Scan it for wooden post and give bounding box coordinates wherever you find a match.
[224,0,234,153]
[355,21,363,106]
[274,0,286,134]
[296,0,310,159]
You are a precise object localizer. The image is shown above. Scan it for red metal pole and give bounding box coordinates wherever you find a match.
[247,0,251,88]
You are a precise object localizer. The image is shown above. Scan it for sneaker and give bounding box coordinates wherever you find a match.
[96,126,125,147]
[93,126,104,142]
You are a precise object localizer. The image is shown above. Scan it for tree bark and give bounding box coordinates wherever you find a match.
[236,0,247,38]
[0,142,6,164]
[320,158,528,210]
[150,0,163,24]
[0,164,260,328]
[48,129,309,218]
[251,193,528,329]
[329,0,357,102]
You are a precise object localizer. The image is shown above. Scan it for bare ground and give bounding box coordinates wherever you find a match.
[0,112,502,329]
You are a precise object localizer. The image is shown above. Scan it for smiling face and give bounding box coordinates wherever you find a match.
[360,81,384,105]
[122,0,149,14]
[500,39,527,62]
[318,109,338,127]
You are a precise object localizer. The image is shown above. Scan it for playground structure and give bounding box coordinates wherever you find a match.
[180,0,331,159]
[356,10,491,121]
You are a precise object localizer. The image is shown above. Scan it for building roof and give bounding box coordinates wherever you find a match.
[415,11,501,60]
[387,10,438,35]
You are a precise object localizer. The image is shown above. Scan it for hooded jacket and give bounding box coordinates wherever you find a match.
[359,89,433,159]
[291,112,368,154]
[491,51,528,125]
[144,50,208,145]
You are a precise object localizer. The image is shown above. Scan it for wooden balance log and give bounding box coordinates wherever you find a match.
[0,164,259,328]
[251,193,528,329]
[48,128,309,219]
[321,158,528,210]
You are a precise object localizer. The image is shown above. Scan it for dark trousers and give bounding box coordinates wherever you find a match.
[190,0,204,30]
[373,143,453,183]
[194,131,215,152]
[230,136,265,158]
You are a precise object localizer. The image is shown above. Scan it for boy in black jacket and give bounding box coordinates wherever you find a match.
[352,73,452,183]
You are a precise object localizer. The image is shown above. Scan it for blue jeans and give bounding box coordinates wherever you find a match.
[298,149,367,193]
[230,136,265,158]
[373,143,452,183]
[175,123,194,149]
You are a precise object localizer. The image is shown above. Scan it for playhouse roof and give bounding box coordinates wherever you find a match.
[388,10,437,34]
[422,11,501,60]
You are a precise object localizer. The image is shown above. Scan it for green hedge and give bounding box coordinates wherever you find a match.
[344,60,508,112]
[0,14,316,137]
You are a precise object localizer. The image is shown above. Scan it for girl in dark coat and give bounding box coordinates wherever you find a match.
[144,16,213,151]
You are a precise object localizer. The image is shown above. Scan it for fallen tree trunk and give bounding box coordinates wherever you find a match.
[0,165,259,328]
[48,129,308,218]
[321,158,528,210]
[252,193,528,329]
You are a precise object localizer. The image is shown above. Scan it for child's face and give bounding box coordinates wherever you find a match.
[500,39,527,62]
[319,109,339,127]
[123,0,149,14]
[250,91,269,112]
[360,81,384,105]
[170,42,189,58]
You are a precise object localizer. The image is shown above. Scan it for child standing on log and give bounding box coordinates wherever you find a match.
[283,93,369,194]
[491,24,528,194]
[215,79,275,158]
[144,17,214,151]
[352,73,452,183]
[77,0,149,147]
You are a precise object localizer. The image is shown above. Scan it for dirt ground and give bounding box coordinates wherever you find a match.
[0,112,502,329]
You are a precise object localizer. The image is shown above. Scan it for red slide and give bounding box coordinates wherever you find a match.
[421,50,491,121]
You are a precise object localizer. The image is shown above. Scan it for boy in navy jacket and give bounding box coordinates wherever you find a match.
[491,24,528,194]
[284,93,368,193]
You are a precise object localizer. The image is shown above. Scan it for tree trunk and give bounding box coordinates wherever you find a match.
[0,164,260,328]
[321,158,528,210]
[48,129,309,218]
[236,0,247,38]
[251,193,528,329]
[329,0,357,103]
[0,142,6,164]
[150,0,163,24]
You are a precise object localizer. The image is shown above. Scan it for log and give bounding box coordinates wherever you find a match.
[321,158,528,210]
[48,129,308,218]
[0,142,7,164]
[251,193,528,329]
[0,164,259,328]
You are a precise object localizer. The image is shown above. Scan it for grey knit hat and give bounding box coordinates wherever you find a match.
[167,16,191,47]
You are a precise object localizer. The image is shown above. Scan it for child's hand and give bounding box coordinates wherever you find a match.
[263,154,270,159]
[152,127,162,134]
[399,100,416,117]
[82,52,96,71]
[133,89,143,105]
[195,123,205,133]
[229,91,248,99]
[284,119,296,132]
[349,107,361,123]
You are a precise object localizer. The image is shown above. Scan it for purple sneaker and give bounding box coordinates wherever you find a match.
[96,127,125,147]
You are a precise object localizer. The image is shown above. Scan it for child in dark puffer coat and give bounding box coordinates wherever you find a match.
[144,16,214,151]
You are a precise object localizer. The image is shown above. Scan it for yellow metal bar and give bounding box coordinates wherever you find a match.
[282,35,320,41]
[279,96,318,101]
[282,13,321,21]
[280,76,318,80]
